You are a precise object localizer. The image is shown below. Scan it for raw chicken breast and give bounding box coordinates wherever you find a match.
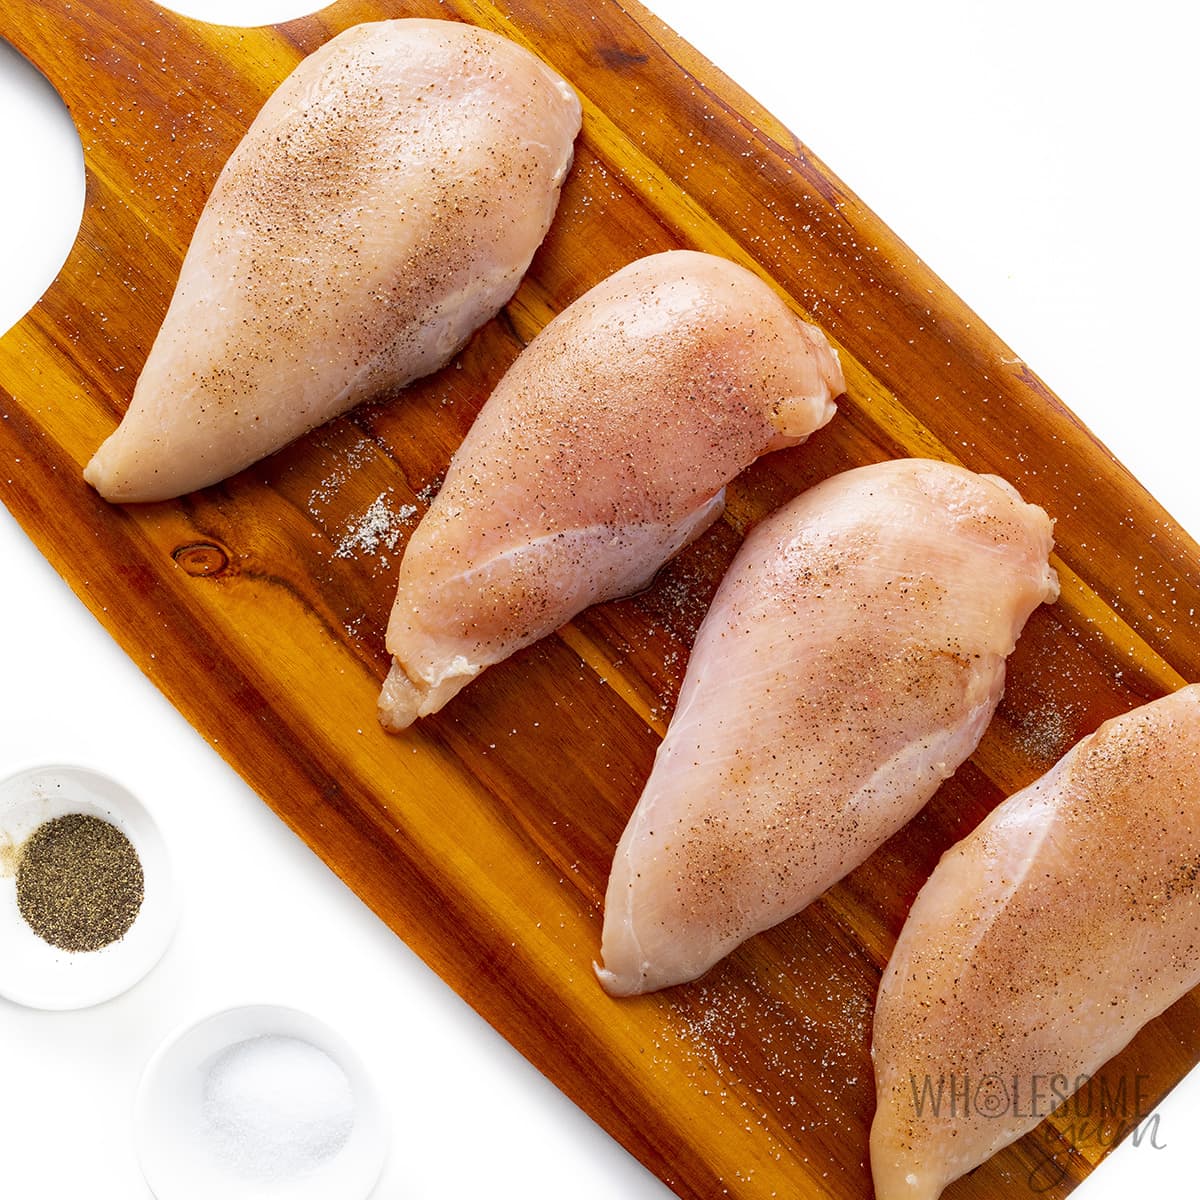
[84,19,581,502]
[598,458,1059,996]
[378,249,844,730]
[871,685,1200,1200]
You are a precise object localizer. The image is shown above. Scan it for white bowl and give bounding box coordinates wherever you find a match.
[0,763,178,1009]
[135,1004,389,1200]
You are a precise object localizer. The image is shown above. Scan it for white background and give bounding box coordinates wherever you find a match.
[1,1,1198,1197]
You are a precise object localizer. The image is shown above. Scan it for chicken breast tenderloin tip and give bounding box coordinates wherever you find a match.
[870,684,1200,1200]
[378,249,845,732]
[598,458,1059,996]
[84,18,581,502]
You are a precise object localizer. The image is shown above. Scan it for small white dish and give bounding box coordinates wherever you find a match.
[0,763,177,1010]
[135,1004,389,1200]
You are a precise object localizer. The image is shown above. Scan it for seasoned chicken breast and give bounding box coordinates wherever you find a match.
[598,458,1058,996]
[84,18,581,501]
[378,249,844,730]
[871,685,1200,1200]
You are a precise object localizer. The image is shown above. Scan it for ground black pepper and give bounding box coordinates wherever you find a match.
[15,814,144,952]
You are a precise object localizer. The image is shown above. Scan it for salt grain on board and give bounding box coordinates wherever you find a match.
[1012,699,1079,764]
[333,493,417,561]
[305,436,377,510]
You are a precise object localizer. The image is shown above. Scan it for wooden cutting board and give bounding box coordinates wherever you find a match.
[3,1,1198,1196]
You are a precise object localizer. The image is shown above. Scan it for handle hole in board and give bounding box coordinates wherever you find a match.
[151,0,330,25]
[0,40,85,338]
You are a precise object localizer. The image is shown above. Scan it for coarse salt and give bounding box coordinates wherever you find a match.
[200,1034,355,1182]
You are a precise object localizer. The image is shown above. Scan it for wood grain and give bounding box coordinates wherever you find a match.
[2,1,1198,1196]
